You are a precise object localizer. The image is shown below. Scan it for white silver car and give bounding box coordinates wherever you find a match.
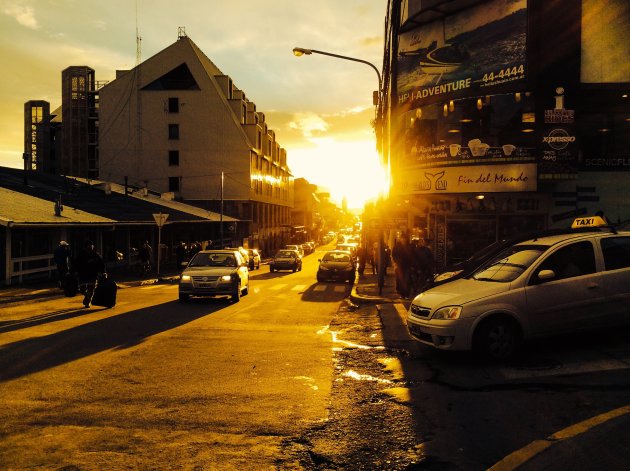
[179,249,249,302]
[407,222,630,360]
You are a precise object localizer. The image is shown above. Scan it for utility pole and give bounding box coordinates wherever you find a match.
[220,171,224,248]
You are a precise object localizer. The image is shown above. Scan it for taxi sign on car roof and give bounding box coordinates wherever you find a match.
[571,216,608,229]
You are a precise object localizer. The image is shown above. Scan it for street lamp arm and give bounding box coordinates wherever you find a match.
[292,47,382,90]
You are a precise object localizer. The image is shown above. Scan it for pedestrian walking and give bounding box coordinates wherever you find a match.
[409,237,435,296]
[53,240,72,289]
[139,240,152,275]
[74,240,105,307]
[175,241,187,267]
[392,234,413,298]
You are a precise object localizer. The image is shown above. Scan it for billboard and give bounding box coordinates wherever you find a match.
[581,0,630,83]
[397,0,527,110]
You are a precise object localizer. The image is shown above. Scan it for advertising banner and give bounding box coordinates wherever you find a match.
[397,0,527,110]
[581,0,630,83]
[397,163,537,194]
[403,141,536,169]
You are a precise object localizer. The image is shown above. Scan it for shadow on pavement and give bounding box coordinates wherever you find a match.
[0,300,219,383]
[0,308,86,334]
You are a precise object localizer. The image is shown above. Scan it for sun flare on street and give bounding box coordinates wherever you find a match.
[288,139,389,210]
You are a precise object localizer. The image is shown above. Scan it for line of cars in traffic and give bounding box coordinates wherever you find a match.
[405,216,630,361]
[178,236,361,303]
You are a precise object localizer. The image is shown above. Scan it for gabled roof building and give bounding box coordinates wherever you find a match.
[98,32,293,253]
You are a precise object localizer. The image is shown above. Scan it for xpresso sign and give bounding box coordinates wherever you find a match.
[543,128,576,151]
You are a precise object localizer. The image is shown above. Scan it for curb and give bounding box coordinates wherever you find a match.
[350,286,397,305]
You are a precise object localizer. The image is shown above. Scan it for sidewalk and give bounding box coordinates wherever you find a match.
[0,269,181,305]
[350,267,400,304]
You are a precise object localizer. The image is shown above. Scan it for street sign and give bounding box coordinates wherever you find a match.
[152,213,169,227]
[152,213,169,275]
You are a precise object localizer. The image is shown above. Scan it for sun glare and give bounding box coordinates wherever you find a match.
[288,139,388,210]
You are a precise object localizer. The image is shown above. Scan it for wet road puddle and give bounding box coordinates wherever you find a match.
[342,370,393,384]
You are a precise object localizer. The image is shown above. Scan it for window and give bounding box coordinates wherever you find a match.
[169,150,179,166]
[168,177,180,192]
[168,124,179,140]
[533,241,596,283]
[601,237,630,271]
[168,97,179,113]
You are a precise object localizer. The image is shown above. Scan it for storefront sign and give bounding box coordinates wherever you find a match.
[541,127,577,161]
[403,142,536,169]
[398,163,537,194]
[580,156,630,171]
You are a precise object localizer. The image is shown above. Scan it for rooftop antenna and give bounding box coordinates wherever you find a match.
[178,26,187,40]
[135,0,143,178]
[136,0,142,65]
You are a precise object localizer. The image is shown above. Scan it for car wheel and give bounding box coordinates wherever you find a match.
[292,266,297,272]
[232,283,241,302]
[473,317,521,361]
[270,266,275,272]
[317,274,324,283]
[179,293,189,302]
[243,282,249,296]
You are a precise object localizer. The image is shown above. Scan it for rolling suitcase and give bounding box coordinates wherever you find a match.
[91,273,118,308]
[63,272,79,297]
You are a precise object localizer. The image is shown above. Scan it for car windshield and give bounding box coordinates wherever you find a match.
[322,253,351,263]
[276,251,295,258]
[189,253,237,267]
[471,244,547,282]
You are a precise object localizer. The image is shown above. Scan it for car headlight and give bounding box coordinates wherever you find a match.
[221,275,233,282]
[432,306,462,320]
[181,274,191,282]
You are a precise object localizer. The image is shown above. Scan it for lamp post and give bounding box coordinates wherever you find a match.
[292,46,387,293]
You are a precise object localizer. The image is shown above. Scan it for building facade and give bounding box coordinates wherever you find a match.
[382,0,630,269]
[98,33,293,253]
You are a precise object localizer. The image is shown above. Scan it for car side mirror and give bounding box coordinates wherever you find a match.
[538,269,556,281]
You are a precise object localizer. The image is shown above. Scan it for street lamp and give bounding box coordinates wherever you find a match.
[292,46,388,293]
[292,47,382,106]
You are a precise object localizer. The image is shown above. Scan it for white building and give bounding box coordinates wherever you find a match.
[99,32,293,253]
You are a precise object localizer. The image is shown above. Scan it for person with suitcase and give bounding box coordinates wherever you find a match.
[91,272,118,308]
[74,240,105,308]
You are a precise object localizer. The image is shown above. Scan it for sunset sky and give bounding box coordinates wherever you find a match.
[0,0,387,208]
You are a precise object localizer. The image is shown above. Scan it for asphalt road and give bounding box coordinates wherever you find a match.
[3,248,630,470]
[0,247,351,469]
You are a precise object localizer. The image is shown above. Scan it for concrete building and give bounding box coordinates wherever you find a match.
[381,0,630,269]
[98,32,293,253]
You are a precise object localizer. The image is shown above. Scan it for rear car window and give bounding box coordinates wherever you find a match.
[601,237,630,271]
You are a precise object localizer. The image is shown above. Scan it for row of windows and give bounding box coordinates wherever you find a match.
[535,237,630,283]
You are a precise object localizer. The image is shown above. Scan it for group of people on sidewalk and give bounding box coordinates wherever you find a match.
[391,234,434,300]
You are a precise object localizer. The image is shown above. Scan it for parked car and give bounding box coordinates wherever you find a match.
[285,244,305,257]
[225,246,250,267]
[317,250,356,283]
[270,249,302,272]
[335,242,358,261]
[179,249,249,302]
[301,242,315,255]
[406,217,630,361]
[247,249,261,270]
[426,222,618,292]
